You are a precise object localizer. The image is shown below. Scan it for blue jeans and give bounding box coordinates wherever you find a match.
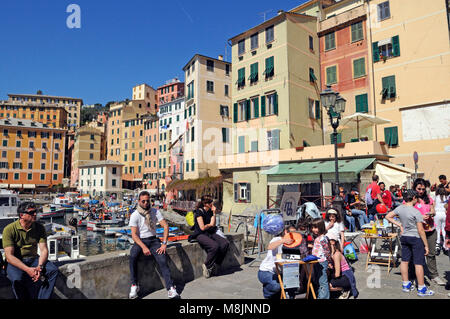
[345,214,356,232]
[314,261,330,299]
[129,237,173,289]
[351,209,369,229]
[6,257,59,299]
[258,270,281,299]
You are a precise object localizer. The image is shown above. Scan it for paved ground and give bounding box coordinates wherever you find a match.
[145,240,450,300]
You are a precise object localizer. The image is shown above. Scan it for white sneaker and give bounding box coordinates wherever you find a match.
[202,264,211,279]
[129,284,139,299]
[168,286,179,299]
[431,277,446,286]
[338,290,351,299]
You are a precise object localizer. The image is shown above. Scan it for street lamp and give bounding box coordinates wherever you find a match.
[320,86,346,210]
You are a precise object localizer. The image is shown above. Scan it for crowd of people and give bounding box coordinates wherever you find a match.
[258,174,450,299]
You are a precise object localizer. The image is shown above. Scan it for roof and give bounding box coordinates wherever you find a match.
[261,158,376,184]
[0,118,66,131]
[228,11,316,43]
[8,93,83,102]
[78,160,124,168]
[183,54,231,71]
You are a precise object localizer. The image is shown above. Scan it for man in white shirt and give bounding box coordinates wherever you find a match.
[128,191,179,299]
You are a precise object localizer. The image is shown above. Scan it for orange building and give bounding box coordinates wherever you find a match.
[0,118,66,191]
[143,115,159,193]
[157,78,185,105]
[319,3,372,144]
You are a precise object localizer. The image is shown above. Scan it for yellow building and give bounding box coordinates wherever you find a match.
[0,118,66,190]
[106,84,158,190]
[366,0,450,179]
[220,11,322,214]
[71,126,105,187]
[182,54,232,182]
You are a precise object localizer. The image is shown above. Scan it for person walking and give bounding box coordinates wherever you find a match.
[2,202,59,299]
[413,178,446,286]
[192,195,230,279]
[385,189,434,296]
[434,187,449,255]
[128,191,179,299]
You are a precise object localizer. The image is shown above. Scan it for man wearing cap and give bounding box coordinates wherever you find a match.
[345,188,369,230]
[2,202,59,299]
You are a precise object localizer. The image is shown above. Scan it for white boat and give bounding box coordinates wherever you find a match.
[104,225,131,237]
[0,189,19,233]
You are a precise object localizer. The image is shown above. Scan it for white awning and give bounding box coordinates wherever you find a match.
[375,163,409,188]
[378,38,392,46]
[9,184,23,188]
[23,184,36,189]
[0,184,8,188]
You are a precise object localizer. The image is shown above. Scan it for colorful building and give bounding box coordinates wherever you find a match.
[78,160,124,198]
[0,118,66,190]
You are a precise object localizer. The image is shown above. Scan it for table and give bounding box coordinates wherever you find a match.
[362,233,398,274]
[275,260,319,299]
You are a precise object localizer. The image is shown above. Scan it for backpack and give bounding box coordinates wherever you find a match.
[365,186,374,206]
[343,242,358,261]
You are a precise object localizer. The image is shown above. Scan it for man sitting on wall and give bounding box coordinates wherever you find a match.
[2,202,59,299]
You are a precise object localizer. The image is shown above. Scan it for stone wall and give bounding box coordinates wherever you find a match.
[0,233,244,299]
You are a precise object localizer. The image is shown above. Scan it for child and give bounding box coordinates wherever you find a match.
[311,218,331,299]
[324,209,345,251]
[385,189,434,297]
[327,232,359,299]
[257,226,294,299]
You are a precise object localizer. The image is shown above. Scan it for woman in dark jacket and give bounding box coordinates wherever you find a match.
[193,195,230,279]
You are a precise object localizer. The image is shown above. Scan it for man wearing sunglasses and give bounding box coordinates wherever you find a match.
[128,191,179,299]
[2,202,59,299]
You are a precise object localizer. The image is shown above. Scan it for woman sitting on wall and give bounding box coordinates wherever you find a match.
[192,195,230,278]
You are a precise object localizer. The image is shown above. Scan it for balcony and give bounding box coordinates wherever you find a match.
[218,140,390,171]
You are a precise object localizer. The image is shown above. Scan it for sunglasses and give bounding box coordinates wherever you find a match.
[24,210,37,215]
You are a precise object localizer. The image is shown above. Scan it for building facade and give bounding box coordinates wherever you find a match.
[182,54,232,181]
[78,161,123,198]
[6,93,83,131]
[0,118,66,190]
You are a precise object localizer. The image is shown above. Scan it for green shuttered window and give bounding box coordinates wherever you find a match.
[353,58,366,78]
[384,127,399,147]
[261,96,266,117]
[326,66,337,85]
[237,68,245,88]
[355,94,368,113]
[351,21,364,42]
[381,76,396,98]
[372,42,380,62]
[325,32,336,51]
[392,35,400,57]
[249,63,259,83]
[264,56,274,78]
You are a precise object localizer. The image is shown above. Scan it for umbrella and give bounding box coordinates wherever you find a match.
[340,113,391,140]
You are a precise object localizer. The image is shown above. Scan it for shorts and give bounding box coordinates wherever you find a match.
[400,236,425,266]
[330,275,351,290]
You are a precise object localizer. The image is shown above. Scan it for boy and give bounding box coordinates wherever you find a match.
[385,190,434,297]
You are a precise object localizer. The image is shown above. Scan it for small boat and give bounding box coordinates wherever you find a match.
[104,226,131,237]
[38,205,67,219]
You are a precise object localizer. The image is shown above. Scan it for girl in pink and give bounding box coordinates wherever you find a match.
[311,218,331,299]
[413,179,445,286]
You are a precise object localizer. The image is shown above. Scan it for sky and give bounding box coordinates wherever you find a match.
[0,0,308,105]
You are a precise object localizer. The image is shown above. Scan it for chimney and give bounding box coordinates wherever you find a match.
[218,55,224,61]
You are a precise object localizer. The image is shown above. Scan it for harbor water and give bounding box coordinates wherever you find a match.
[42,217,132,257]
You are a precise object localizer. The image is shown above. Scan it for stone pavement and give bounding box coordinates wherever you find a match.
[144,247,450,300]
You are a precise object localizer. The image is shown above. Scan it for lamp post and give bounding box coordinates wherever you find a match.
[320,85,346,210]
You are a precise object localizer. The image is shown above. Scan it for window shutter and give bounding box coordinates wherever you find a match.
[381,77,389,98]
[391,127,398,146]
[273,93,278,115]
[392,35,400,57]
[222,128,227,143]
[261,96,266,117]
[372,42,380,62]
[273,130,280,150]
[315,100,321,119]
[389,75,396,98]
[246,183,251,202]
[239,136,245,153]
[245,100,251,121]
[234,184,238,202]
[233,103,238,123]
[384,127,392,146]
[254,98,259,118]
